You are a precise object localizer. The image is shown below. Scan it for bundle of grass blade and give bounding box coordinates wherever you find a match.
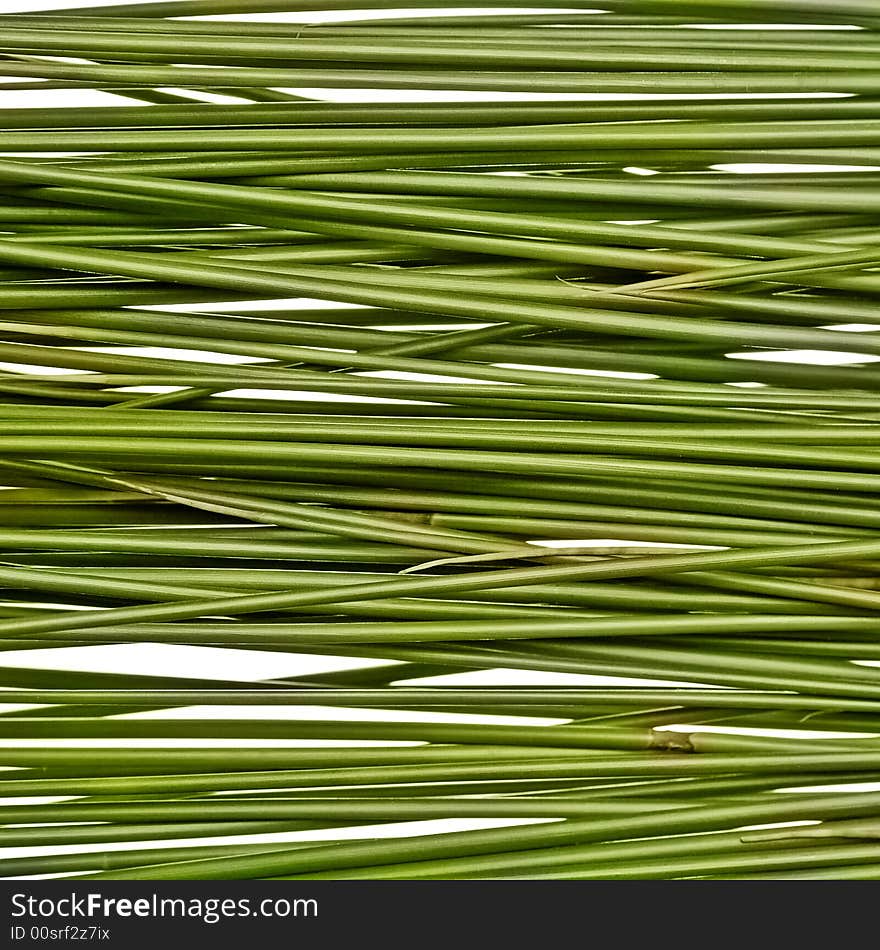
[3,0,880,882]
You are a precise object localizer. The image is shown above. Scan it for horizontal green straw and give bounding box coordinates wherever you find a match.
[3,26,880,72]
[39,0,880,19]
[6,750,880,798]
[3,98,880,129]
[8,60,880,94]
